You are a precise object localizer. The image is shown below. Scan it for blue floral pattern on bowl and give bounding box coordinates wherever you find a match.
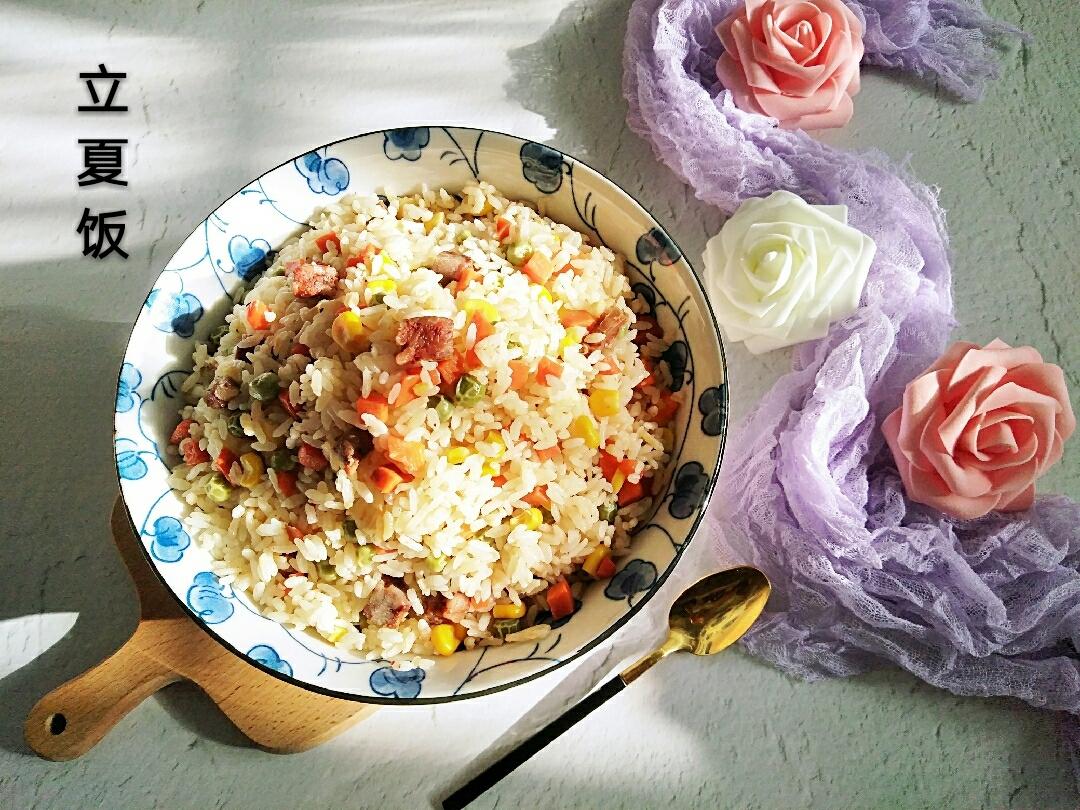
[605,559,658,606]
[369,666,425,699]
[114,127,727,703]
[383,127,430,162]
[247,644,293,677]
[145,516,191,563]
[294,148,350,194]
[520,141,564,193]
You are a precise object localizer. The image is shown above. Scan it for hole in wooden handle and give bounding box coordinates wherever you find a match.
[48,713,67,735]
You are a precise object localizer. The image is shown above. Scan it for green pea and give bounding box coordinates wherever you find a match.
[369,292,386,306]
[317,561,338,582]
[598,501,618,523]
[356,545,374,567]
[454,228,471,244]
[493,618,522,639]
[506,242,531,266]
[343,519,357,538]
[429,395,454,422]
[269,449,296,471]
[453,374,486,407]
[426,553,447,573]
[226,412,247,438]
[206,472,233,504]
[248,372,280,402]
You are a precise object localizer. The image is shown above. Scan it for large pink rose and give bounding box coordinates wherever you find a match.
[715,0,864,130]
[882,340,1075,521]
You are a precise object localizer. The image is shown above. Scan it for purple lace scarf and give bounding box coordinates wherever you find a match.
[625,0,1080,746]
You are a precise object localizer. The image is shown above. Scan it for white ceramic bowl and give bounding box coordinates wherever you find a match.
[114,127,728,703]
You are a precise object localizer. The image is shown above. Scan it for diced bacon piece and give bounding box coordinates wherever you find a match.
[298,442,329,471]
[287,260,339,299]
[394,316,455,366]
[339,433,373,476]
[422,593,448,625]
[442,593,471,624]
[363,580,410,628]
[593,306,631,351]
[430,251,472,281]
[204,376,239,409]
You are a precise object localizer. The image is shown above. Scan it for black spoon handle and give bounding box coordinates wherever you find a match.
[442,675,627,809]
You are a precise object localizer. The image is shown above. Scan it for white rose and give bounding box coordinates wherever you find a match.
[703,190,876,354]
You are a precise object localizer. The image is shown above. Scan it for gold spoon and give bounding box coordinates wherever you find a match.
[443,566,771,809]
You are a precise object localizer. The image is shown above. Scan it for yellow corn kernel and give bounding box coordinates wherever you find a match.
[611,469,626,495]
[582,546,611,577]
[324,625,348,644]
[237,452,264,488]
[570,414,601,449]
[481,460,500,477]
[515,507,544,531]
[559,326,584,356]
[424,211,445,234]
[371,254,398,276]
[483,430,505,459]
[461,299,500,323]
[445,446,471,465]
[453,623,468,641]
[493,602,526,620]
[431,623,461,656]
[331,310,366,351]
[536,286,553,303]
[589,388,621,418]
[365,277,398,304]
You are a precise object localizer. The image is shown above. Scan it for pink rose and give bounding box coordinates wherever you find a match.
[882,340,1076,521]
[715,0,865,130]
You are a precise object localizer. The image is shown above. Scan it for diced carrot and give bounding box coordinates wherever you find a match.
[355,393,390,424]
[536,357,563,385]
[491,475,507,487]
[508,360,530,390]
[636,356,655,388]
[559,309,596,329]
[546,577,575,620]
[290,342,311,357]
[534,444,561,462]
[394,374,423,407]
[456,263,477,292]
[555,262,576,276]
[170,419,194,445]
[463,347,483,371]
[469,311,495,343]
[278,389,302,419]
[273,468,298,497]
[346,243,380,268]
[523,486,551,509]
[180,438,211,465]
[521,252,554,285]
[595,556,617,579]
[384,436,425,476]
[437,354,464,392]
[315,231,340,253]
[654,391,680,426]
[214,448,239,480]
[246,300,271,331]
[618,478,649,507]
[495,217,512,242]
[298,442,328,471]
[598,450,634,482]
[371,465,405,494]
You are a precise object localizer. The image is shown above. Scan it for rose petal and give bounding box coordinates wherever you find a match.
[998,484,1035,512]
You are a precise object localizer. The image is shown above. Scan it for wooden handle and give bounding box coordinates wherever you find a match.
[24,622,179,761]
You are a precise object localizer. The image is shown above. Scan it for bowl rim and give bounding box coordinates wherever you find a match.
[112,125,729,704]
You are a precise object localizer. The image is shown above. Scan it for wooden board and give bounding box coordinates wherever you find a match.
[25,498,377,761]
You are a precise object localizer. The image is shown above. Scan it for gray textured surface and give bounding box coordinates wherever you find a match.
[1,1,1077,808]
